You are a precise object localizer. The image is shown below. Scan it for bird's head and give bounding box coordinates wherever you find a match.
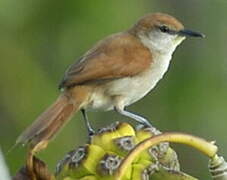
[130,13,204,54]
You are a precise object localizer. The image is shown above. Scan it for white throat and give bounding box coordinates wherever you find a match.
[137,32,185,95]
[138,31,185,54]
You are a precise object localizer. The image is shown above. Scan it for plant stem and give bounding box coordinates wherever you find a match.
[114,132,218,180]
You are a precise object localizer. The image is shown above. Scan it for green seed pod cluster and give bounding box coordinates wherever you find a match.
[55,122,197,180]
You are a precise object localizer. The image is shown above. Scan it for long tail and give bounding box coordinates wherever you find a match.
[16,94,80,149]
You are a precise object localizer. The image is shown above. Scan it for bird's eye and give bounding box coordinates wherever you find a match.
[159,25,170,33]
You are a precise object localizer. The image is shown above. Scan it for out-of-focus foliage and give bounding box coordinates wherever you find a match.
[0,0,227,179]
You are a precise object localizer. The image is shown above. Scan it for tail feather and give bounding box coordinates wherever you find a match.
[31,101,75,145]
[16,94,78,146]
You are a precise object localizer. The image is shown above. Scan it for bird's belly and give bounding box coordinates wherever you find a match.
[107,69,163,106]
[86,54,171,111]
[86,76,158,111]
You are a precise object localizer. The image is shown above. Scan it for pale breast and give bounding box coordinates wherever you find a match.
[108,52,172,105]
[86,52,172,111]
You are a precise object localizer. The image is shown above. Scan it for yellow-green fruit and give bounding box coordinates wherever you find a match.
[150,166,197,180]
[91,122,136,155]
[55,122,197,180]
[79,176,97,180]
[56,145,105,179]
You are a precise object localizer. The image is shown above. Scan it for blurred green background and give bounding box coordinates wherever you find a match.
[0,0,227,179]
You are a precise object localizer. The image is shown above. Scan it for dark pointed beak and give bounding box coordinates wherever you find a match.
[178,29,205,38]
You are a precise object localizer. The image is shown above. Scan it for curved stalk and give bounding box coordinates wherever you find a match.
[114,132,218,180]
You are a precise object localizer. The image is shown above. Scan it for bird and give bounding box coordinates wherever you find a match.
[16,13,204,153]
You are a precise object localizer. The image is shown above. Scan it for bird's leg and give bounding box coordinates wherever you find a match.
[114,106,152,127]
[81,109,95,136]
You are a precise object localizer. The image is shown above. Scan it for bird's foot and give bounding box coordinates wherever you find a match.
[88,129,95,137]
